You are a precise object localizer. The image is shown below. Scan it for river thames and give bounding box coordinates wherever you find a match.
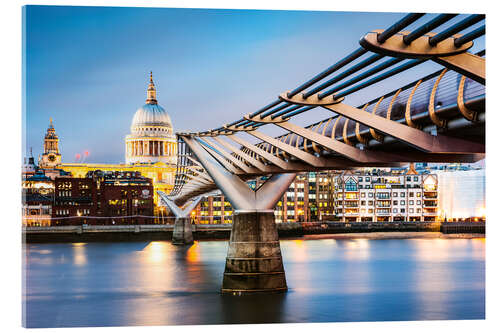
[23,234,485,328]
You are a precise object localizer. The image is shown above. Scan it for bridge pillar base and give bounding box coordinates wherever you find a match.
[172,217,194,245]
[221,211,287,294]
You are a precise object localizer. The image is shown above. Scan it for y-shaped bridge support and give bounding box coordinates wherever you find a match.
[182,136,296,294]
[159,193,202,245]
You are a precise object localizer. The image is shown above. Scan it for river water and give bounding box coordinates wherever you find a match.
[23,234,485,328]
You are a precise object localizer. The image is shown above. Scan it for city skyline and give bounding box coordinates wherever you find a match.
[24,6,485,163]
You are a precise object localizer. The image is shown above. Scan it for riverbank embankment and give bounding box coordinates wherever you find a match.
[23,221,484,243]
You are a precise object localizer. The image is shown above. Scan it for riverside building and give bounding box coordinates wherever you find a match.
[333,166,439,222]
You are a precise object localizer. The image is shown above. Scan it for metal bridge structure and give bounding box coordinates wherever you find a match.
[158,13,486,294]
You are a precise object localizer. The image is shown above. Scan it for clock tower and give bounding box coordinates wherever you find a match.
[39,118,61,168]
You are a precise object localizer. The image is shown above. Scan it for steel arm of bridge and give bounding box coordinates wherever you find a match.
[247,116,403,163]
[199,137,259,174]
[182,135,296,211]
[434,53,485,85]
[158,192,202,218]
[183,176,212,187]
[323,103,485,154]
[225,134,290,170]
[225,133,402,171]
[211,136,269,172]
[185,166,213,182]
[194,137,243,174]
[359,30,485,84]
[247,130,330,167]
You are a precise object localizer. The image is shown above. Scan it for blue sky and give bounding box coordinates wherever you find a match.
[23,6,485,163]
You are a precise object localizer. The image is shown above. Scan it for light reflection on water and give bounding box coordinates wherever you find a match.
[23,236,484,328]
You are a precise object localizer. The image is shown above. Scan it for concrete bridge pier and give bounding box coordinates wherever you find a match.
[182,134,296,294]
[172,217,194,245]
[222,209,287,294]
[158,193,201,245]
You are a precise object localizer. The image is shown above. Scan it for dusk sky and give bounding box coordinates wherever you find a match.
[24,6,485,163]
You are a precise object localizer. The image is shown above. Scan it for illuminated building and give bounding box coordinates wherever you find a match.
[275,174,309,223]
[333,166,439,222]
[191,194,233,224]
[52,171,154,225]
[22,171,54,227]
[437,169,485,221]
[191,171,340,224]
[40,73,177,208]
[52,177,95,222]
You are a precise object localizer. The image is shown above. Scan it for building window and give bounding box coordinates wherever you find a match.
[361,193,366,198]
[417,200,421,205]
[365,177,370,182]
[401,193,405,198]
[414,176,419,181]
[417,192,421,197]
[393,200,398,205]
[409,200,414,205]
[417,208,421,213]
[368,200,374,206]
[393,192,398,197]
[393,208,397,213]
[401,208,405,213]
[368,193,373,198]
[409,208,414,213]
[409,192,414,197]
[400,200,405,205]
[345,179,358,192]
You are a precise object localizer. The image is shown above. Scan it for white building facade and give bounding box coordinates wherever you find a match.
[437,169,485,221]
[334,170,439,222]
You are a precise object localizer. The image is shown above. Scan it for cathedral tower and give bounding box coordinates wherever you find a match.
[39,118,61,168]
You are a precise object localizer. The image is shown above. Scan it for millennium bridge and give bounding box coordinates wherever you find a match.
[158,13,485,295]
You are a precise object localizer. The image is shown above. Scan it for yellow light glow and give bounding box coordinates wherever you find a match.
[145,241,168,264]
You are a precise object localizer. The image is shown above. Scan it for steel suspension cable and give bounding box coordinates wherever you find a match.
[318,57,404,99]
[403,14,458,45]
[303,54,385,98]
[454,25,485,46]
[287,47,368,98]
[429,14,485,46]
[377,13,426,43]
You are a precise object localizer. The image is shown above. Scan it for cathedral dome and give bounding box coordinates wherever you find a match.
[125,72,177,166]
[131,103,173,128]
[129,72,175,136]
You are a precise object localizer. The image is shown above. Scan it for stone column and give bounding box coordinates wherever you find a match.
[221,210,287,294]
[172,217,194,245]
